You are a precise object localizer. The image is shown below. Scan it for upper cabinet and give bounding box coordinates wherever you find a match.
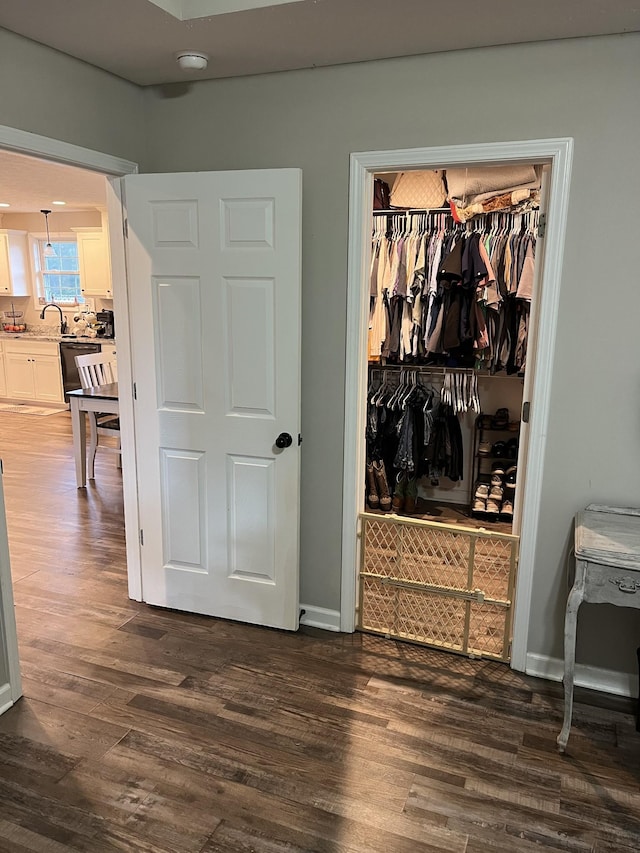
[0,230,31,296]
[75,226,112,299]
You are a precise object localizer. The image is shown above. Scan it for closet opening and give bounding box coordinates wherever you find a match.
[342,140,573,672]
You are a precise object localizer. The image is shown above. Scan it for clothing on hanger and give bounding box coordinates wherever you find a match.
[369,207,539,373]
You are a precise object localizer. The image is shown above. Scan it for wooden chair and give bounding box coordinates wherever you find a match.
[74,352,120,479]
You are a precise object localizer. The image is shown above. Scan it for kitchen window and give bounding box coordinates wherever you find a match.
[37,239,84,305]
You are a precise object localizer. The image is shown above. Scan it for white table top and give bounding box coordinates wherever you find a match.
[575,505,640,571]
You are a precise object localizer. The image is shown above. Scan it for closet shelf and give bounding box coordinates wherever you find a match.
[477,455,519,463]
[475,425,520,433]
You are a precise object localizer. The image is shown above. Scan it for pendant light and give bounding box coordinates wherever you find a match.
[40,209,56,257]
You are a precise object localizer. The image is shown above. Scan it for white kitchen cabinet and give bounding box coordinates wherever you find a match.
[33,355,64,402]
[75,228,112,299]
[3,341,63,403]
[0,343,6,397]
[0,231,30,296]
[100,342,117,360]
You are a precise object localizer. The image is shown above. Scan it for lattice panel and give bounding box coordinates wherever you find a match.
[401,525,469,589]
[362,519,398,577]
[396,588,467,651]
[359,514,518,662]
[360,576,396,634]
[472,537,513,601]
[469,602,508,658]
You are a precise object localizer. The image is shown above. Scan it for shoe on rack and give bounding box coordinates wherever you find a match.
[501,498,514,519]
[490,472,503,487]
[391,472,406,512]
[491,441,506,457]
[373,460,392,511]
[508,421,520,431]
[491,462,506,476]
[489,484,504,501]
[474,483,489,499]
[366,462,380,510]
[478,441,492,456]
[477,414,493,429]
[473,497,487,513]
[506,438,519,459]
[505,466,517,490]
[486,498,501,514]
[491,407,509,429]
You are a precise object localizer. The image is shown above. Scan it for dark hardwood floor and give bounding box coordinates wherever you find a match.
[0,410,639,852]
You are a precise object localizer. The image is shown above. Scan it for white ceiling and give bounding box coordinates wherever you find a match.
[0,149,106,213]
[0,0,638,86]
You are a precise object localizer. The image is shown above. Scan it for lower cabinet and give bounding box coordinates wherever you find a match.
[3,341,63,403]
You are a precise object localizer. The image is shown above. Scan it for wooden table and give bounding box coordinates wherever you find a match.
[68,383,119,488]
[557,504,640,752]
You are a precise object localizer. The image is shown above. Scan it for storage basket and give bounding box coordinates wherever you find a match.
[358,513,519,661]
[2,311,26,332]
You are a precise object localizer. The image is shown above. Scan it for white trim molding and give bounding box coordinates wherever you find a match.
[0,683,14,716]
[341,139,574,675]
[300,604,341,632]
[0,124,138,175]
[106,178,142,601]
[0,470,22,710]
[526,653,638,699]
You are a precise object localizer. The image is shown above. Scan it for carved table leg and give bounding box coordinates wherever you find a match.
[557,559,586,753]
[636,647,640,732]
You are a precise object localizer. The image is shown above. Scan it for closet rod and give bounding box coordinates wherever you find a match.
[369,364,475,375]
[369,364,524,379]
[373,207,451,215]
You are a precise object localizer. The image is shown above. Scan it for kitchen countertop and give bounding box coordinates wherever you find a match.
[0,333,117,344]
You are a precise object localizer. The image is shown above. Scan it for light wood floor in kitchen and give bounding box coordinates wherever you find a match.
[0,411,639,853]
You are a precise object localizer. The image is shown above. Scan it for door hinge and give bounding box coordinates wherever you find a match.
[538,213,546,238]
[298,433,303,446]
[133,381,137,400]
[139,529,144,546]
[0,458,3,475]
[123,218,129,238]
[522,401,531,423]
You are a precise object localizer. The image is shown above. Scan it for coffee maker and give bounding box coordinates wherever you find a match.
[97,309,115,338]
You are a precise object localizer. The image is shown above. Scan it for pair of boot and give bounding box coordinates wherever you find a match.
[392,473,417,514]
[366,460,392,511]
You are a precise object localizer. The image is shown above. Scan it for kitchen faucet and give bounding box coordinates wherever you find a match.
[40,303,68,335]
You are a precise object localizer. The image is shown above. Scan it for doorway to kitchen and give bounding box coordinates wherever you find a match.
[0,125,139,712]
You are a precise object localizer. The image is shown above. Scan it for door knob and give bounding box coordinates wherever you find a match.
[275,432,293,449]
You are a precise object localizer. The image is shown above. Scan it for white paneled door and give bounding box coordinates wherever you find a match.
[123,170,302,630]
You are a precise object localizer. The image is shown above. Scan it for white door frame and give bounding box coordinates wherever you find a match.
[341,138,573,672]
[0,124,142,603]
[0,465,21,712]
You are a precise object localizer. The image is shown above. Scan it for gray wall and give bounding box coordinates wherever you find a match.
[0,28,145,165]
[143,33,640,675]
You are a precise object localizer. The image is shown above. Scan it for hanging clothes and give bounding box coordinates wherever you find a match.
[368,208,539,374]
[366,368,468,496]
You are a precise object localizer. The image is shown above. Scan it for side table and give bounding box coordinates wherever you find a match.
[557,504,640,752]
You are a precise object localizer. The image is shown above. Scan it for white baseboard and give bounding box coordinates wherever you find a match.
[526,653,638,698]
[0,682,15,715]
[299,604,341,632]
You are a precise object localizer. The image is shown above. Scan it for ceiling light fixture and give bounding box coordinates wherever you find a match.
[175,50,209,71]
[52,200,66,206]
[0,203,10,208]
[40,209,56,257]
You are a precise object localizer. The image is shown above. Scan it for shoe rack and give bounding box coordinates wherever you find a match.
[471,412,519,522]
